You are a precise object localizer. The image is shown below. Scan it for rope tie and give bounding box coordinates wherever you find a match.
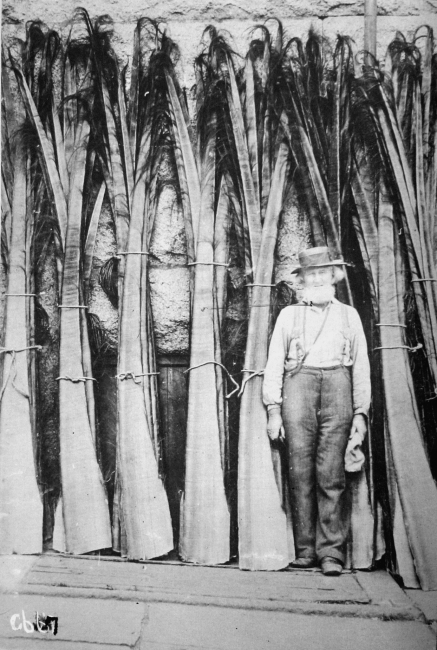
[5,293,37,297]
[0,346,42,354]
[373,343,423,352]
[116,252,150,257]
[376,323,407,328]
[58,305,88,309]
[115,371,160,383]
[238,368,265,397]
[184,361,240,399]
[0,345,42,402]
[411,278,436,282]
[187,262,229,267]
[56,376,97,383]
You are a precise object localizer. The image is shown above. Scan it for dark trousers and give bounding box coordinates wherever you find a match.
[281,366,353,564]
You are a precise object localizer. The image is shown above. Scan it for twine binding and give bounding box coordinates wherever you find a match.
[56,376,97,382]
[238,368,265,397]
[187,262,229,267]
[116,251,150,256]
[184,361,240,398]
[115,371,160,383]
[374,343,423,352]
[0,345,42,354]
[0,345,42,402]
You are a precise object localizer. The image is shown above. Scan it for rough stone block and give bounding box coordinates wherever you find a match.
[275,185,312,285]
[149,185,187,261]
[6,13,432,91]
[405,589,437,623]
[0,594,146,646]
[148,182,191,355]
[91,19,323,90]
[322,14,437,61]
[140,602,436,650]
[0,557,39,593]
[354,571,418,609]
[149,267,190,355]
[291,0,424,16]
[2,0,431,27]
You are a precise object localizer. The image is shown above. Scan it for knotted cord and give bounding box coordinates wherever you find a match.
[184,361,240,399]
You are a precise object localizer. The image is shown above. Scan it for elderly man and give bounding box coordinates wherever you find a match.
[263,247,371,576]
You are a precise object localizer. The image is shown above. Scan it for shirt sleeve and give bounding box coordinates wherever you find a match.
[262,308,291,408]
[348,307,371,419]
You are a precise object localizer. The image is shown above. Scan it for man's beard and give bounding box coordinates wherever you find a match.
[302,284,335,305]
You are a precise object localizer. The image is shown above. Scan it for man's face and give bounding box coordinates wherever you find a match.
[302,266,334,288]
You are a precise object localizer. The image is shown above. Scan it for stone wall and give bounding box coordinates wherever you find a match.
[2,0,436,354]
[4,0,436,68]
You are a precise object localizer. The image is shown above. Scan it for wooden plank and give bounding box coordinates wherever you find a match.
[158,358,188,546]
[27,556,369,604]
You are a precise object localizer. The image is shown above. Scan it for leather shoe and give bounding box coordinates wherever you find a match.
[320,557,343,576]
[290,557,317,569]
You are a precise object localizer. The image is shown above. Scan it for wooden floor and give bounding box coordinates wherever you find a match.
[0,554,435,650]
[11,553,420,618]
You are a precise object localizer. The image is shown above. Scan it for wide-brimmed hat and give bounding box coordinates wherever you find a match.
[291,246,350,274]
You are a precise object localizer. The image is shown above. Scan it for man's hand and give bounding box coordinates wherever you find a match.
[349,414,367,446]
[267,408,285,442]
[345,414,367,472]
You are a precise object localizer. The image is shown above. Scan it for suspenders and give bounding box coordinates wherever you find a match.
[286,301,351,370]
[341,302,351,340]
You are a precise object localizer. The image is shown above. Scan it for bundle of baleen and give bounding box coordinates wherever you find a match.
[179,28,238,564]
[0,46,43,553]
[236,22,296,570]
[19,23,64,548]
[349,27,437,589]
[84,16,191,560]
[10,14,112,554]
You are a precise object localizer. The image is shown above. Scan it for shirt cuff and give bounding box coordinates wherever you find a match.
[353,408,368,419]
[267,404,282,412]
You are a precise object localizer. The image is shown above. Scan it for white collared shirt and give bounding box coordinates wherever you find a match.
[262,298,371,416]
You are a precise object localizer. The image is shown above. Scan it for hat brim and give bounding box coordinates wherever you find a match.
[291,260,351,274]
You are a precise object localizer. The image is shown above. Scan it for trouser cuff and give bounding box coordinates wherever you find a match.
[318,549,345,565]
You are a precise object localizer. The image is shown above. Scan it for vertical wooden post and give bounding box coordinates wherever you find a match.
[364,0,377,58]
[158,355,189,548]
